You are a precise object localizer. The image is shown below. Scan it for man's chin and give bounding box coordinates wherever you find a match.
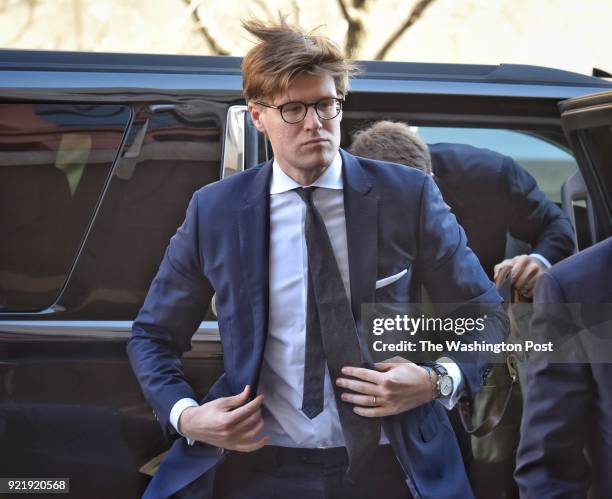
[299,146,336,167]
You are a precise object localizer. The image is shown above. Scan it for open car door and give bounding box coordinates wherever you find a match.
[559,90,612,243]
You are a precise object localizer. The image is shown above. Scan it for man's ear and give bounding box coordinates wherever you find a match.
[248,101,266,133]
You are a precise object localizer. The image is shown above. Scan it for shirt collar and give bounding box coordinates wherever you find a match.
[270,151,343,194]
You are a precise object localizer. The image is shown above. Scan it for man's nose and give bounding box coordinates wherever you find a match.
[302,105,322,130]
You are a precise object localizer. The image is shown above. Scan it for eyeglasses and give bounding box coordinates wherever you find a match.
[255,97,344,124]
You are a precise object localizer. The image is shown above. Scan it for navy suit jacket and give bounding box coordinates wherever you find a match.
[127,149,507,499]
[515,236,612,499]
[429,143,575,278]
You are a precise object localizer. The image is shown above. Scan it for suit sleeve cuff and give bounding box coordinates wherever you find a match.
[170,398,199,446]
[435,357,464,410]
[529,253,552,269]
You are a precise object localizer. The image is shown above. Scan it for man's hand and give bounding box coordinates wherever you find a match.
[335,362,435,417]
[494,254,547,298]
[178,385,270,452]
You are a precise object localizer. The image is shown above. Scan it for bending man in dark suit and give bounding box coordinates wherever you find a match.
[515,236,612,498]
[348,121,575,298]
[127,20,507,499]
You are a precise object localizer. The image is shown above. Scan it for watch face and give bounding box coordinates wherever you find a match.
[440,376,453,397]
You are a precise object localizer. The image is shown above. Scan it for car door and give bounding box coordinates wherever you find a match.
[559,90,612,241]
[0,65,236,498]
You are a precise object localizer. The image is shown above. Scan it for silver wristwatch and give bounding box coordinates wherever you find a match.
[432,363,454,398]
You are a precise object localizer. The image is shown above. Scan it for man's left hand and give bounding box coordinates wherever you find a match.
[494,254,547,298]
[335,362,434,417]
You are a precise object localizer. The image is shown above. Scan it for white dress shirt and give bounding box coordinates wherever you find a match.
[170,152,462,446]
[529,253,552,268]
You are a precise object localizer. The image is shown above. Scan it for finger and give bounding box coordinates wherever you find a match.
[514,263,539,290]
[341,392,381,407]
[525,270,539,292]
[494,260,509,278]
[232,407,264,434]
[219,385,250,410]
[336,377,379,396]
[224,395,265,425]
[373,362,395,372]
[494,264,512,286]
[237,416,265,441]
[234,435,271,453]
[341,366,385,384]
[494,258,513,276]
[509,256,530,285]
[353,406,394,418]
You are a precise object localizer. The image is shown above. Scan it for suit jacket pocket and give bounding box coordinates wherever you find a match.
[374,265,413,303]
[376,268,408,289]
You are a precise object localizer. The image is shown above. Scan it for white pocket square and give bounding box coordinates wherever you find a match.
[375,269,408,289]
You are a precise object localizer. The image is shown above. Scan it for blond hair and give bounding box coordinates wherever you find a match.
[349,121,432,174]
[241,18,356,101]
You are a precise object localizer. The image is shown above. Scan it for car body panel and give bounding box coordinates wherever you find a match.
[1,49,611,498]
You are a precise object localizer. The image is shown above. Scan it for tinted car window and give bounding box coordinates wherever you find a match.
[576,124,612,220]
[0,103,130,312]
[56,104,222,319]
[416,127,578,203]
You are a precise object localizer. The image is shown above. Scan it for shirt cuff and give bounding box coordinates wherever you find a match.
[434,357,464,410]
[529,253,552,268]
[169,397,199,446]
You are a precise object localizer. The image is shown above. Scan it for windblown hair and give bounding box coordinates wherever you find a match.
[348,121,432,174]
[241,18,356,101]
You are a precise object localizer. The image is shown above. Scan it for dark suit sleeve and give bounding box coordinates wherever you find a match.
[502,156,575,264]
[126,191,214,440]
[515,272,592,498]
[417,175,509,396]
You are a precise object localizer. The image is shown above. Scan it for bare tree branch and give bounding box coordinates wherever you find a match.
[290,0,302,26]
[374,0,437,60]
[336,0,352,22]
[183,0,230,55]
[73,0,83,51]
[8,0,38,45]
[336,0,367,57]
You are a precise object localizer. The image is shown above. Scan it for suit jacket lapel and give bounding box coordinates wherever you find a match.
[340,150,379,328]
[238,161,272,390]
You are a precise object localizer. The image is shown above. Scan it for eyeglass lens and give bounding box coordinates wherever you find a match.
[281,98,341,123]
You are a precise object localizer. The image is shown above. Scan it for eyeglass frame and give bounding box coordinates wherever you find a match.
[253,97,344,124]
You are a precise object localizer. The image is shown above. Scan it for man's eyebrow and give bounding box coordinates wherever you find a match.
[275,96,341,105]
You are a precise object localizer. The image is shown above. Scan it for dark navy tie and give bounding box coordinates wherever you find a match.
[295,186,381,479]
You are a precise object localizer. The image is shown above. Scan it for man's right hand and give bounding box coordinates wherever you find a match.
[178,385,270,452]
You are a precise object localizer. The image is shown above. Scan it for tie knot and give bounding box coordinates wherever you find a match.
[295,186,317,206]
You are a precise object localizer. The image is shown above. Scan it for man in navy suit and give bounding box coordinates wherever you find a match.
[515,236,612,498]
[127,20,507,499]
[348,121,575,297]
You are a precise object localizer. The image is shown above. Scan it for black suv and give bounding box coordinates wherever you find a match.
[1,50,611,498]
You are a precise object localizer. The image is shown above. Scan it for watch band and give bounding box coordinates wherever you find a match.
[421,366,437,401]
[431,363,448,379]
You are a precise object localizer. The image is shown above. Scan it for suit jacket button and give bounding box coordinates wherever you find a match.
[217,447,225,456]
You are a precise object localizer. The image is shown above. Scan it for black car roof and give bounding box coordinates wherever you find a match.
[1,49,611,89]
